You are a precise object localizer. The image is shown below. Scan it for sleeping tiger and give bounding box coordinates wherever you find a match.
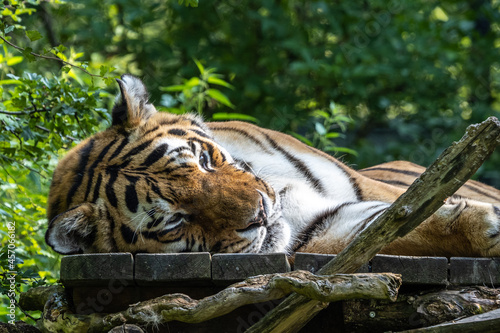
[45,75,500,258]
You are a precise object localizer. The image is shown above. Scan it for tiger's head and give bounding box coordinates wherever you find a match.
[45,75,290,255]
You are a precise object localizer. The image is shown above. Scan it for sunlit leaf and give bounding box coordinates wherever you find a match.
[207,76,234,89]
[212,112,258,123]
[206,89,234,108]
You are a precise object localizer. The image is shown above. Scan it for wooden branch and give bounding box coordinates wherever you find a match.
[247,116,500,333]
[398,308,500,333]
[343,286,500,332]
[19,285,65,311]
[31,271,401,332]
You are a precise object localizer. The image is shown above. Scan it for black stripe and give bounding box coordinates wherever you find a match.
[235,159,253,172]
[168,128,187,136]
[361,167,421,178]
[108,137,129,161]
[211,126,272,154]
[48,197,62,222]
[125,183,139,213]
[169,146,192,155]
[211,241,222,253]
[293,202,355,252]
[157,118,181,126]
[142,143,169,166]
[66,139,95,207]
[106,171,119,208]
[150,182,175,204]
[191,129,212,139]
[263,133,326,194]
[84,139,118,201]
[106,210,119,252]
[143,125,160,137]
[120,224,138,244]
[353,207,386,235]
[147,217,164,229]
[373,179,411,188]
[91,173,103,203]
[157,226,183,237]
[463,183,500,202]
[122,139,154,161]
[189,118,204,129]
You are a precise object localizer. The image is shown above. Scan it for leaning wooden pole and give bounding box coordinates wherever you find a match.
[246,116,500,333]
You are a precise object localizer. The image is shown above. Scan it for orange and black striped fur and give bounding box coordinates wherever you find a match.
[45,75,500,257]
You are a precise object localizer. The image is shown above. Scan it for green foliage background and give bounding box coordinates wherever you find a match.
[0,0,499,323]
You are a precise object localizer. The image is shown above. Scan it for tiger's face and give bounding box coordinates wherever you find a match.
[45,75,290,255]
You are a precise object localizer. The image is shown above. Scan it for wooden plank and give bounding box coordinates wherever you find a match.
[135,253,212,286]
[449,257,500,286]
[212,253,290,285]
[294,253,369,274]
[60,253,134,287]
[371,255,448,285]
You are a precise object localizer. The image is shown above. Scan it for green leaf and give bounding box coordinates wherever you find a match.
[0,79,21,85]
[104,77,115,86]
[289,132,313,146]
[21,47,36,62]
[206,89,234,108]
[4,25,15,34]
[207,76,234,89]
[212,112,258,123]
[6,56,23,66]
[326,146,358,156]
[55,44,67,53]
[26,30,43,42]
[193,58,204,75]
[99,65,108,77]
[325,132,341,139]
[314,122,327,135]
[159,85,186,92]
[185,77,201,88]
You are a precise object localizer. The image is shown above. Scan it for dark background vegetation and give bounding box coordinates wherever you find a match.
[0,0,499,322]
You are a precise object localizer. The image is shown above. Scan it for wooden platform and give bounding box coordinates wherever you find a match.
[60,253,500,332]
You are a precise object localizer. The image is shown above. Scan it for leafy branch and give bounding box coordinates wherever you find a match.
[0,108,52,115]
[0,35,115,82]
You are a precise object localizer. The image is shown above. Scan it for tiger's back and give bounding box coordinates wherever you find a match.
[360,161,500,204]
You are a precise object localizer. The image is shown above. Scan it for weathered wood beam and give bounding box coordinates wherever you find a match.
[343,286,500,332]
[397,308,500,333]
[247,117,500,333]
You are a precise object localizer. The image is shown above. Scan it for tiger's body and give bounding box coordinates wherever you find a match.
[45,75,500,258]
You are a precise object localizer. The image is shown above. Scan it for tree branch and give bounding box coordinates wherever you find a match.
[247,116,500,333]
[0,35,104,78]
[27,271,401,332]
[0,108,52,115]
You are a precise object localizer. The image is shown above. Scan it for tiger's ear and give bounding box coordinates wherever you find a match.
[112,74,157,128]
[45,203,99,254]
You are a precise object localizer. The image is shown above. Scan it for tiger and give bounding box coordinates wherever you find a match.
[45,75,500,258]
